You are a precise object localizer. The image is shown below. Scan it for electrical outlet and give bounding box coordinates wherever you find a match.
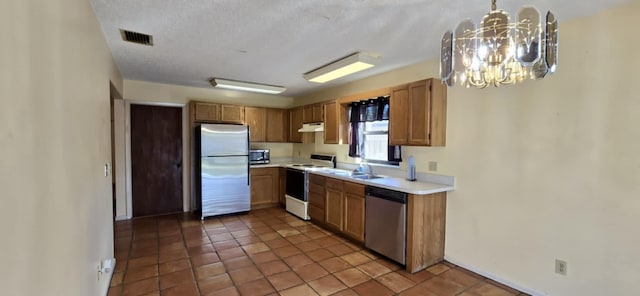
[297,151,301,156]
[555,259,567,275]
[428,161,438,171]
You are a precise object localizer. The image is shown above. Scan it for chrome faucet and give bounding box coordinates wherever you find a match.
[361,163,374,175]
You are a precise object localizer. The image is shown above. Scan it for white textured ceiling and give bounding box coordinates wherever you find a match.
[90,0,631,97]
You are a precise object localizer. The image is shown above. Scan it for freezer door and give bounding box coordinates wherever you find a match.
[201,124,249,156]
[201,156,250,218]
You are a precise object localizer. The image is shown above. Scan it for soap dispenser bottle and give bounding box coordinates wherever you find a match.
[407,156,417,181]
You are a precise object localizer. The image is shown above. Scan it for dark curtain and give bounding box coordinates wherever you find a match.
[348,96,401,162]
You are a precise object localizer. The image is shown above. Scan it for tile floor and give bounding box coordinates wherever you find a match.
[109,207,528,296]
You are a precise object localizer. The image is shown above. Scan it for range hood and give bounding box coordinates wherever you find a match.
[298,122,324,132]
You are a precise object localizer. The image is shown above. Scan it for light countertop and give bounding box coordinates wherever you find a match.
[308,170,454,195]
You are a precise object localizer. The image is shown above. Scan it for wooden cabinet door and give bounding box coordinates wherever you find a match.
[250,173,273,207]
[408,80,430,145]
[312,104,323,122]
[389,85,409,145]
[251,167,279,208]
[194,102,220,122]
[289,107,303,143]
[221,105,244,124]
[266,108,287,142]
[302,105,314,123]
[343,181,365,242]
[344,192,365,242]
[245,107,266,142]
[323,101,338,144]
[325,187,344,231]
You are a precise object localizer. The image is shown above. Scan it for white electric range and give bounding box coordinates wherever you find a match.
[284,154,336,220]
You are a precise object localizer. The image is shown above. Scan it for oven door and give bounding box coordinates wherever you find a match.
[285,168,307,201]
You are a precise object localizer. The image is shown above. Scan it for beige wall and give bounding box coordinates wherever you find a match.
[295,3,640,295]
[0,0,122,295]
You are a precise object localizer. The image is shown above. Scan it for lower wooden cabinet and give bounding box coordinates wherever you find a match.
[323,176,365,243]
[343,182,365,242]
[250,167,280,209]
[308,174,326,222]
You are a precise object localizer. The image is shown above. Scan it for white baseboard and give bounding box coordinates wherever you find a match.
[101,258,116,296]
[444,255,546,296]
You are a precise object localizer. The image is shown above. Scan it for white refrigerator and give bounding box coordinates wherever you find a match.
[198,124,250,219]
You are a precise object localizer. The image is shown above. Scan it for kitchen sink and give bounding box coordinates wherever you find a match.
[350,174,384,180]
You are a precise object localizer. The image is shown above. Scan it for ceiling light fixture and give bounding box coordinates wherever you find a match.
[210,78,286,94]
[303,52,379,83]
[440,0,558,88]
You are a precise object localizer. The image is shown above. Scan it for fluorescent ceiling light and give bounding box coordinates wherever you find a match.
[210,78,286,94]
[303,52,379,83]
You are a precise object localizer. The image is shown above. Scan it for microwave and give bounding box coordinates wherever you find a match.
[249,149,270,164]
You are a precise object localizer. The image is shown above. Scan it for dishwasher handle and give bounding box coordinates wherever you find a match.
[365,186,408,204]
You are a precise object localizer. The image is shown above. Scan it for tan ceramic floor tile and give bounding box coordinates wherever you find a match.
[293,262,329,282]
[356,260,392,278]
[223,255,254,271]
[419,277,466,295]
[307,275,347,296]
[376,272,416,293]
[267,271,304,291]
[159,269,194,290]
[273,246,302,258]
[228,265,264,284]
[283,253,314,268]
[190,252,220,267]
[319,257,351,273]
[306,249,335,262]
[121,277,158,295]
[123,265,158,283]
[340,252,371,266]
[426,263,451,275]
[159,258,191,275]
[195,262,226,280]
[333,267,371,287]
[197,273,234,294]
[237,278,276,296]
[439,268,483,287]
[242,242,271,254]
[249,251,279,264]
[161,281,198,296]
[279,284,319,296]
[352,280,394,296]
[257,259,291,276]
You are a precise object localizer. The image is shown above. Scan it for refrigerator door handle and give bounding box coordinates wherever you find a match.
[247,129,251,186]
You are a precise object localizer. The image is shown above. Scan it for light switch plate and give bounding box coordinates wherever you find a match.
[428,161,438,171]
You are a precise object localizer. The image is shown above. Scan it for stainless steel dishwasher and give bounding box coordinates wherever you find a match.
[365,186,407,265]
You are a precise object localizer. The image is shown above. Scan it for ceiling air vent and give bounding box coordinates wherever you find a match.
[119,29,153,46]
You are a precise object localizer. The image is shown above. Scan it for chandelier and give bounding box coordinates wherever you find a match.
[440,0,558,88]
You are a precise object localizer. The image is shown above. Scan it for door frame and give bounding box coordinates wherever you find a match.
[123,100,189,220]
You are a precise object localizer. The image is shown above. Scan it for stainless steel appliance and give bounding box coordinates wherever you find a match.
[285,154,335,220]
[249,149,270,164]
[196,124,250,219]
[365,186,407,265]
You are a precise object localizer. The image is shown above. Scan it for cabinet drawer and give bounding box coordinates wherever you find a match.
[309,183,324,195]
[325,177,343,190]
[308,205,325,223]
[309,174,325,186]
[343,181,364,196]
[308,191,325,208]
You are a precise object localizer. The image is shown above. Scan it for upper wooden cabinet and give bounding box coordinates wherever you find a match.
[245,107,266,142]
[265,108,288,142]
[288,107,303,143]
[192,102,245,124]
[323,101,339,144]
[221,104,244,124]
[303,103,323,123]
[389,78,447,146]
[288,107,315,144]
[193,102,220,122]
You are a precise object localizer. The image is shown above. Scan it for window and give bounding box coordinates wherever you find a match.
[348,97,401,165]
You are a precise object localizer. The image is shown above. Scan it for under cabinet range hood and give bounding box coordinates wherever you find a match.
[298,122,324,132]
